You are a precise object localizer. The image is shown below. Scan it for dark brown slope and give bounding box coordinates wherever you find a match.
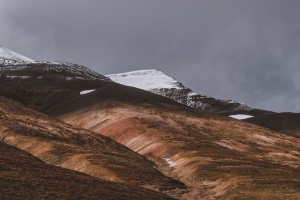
[0,74,182,115]
[0,77,110,111]
[245,112,300,138]
[45,82,185,117]
[0,96,184,195]
[46,83,300,199]
[0,141,174,200]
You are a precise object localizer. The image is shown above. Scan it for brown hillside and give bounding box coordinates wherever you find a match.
[47,84,300,199]
[0,96,185,195]
[0,141,174,200]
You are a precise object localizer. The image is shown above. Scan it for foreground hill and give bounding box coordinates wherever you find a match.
[0,141,173,200]
[106,69,273,116]
[0,96,184,198]
[245,112,300,138]
[46,83,300,199]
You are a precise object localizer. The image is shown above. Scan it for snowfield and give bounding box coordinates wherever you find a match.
[229,114,253,120]
[106,69,184,90]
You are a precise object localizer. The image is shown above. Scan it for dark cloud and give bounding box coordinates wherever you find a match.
[1,0,300,112]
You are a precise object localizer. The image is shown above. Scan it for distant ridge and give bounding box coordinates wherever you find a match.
[106,69,272,116]
[0,45,111,81]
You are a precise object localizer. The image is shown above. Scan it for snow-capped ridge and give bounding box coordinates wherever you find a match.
[106,69,185,90]
[0,45,111,81]
[1,61,111,81]
[105,69,253,114]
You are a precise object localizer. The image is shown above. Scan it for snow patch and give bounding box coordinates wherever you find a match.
[163,158,177,168]
[229,114,253,120]
[80,89,95,95]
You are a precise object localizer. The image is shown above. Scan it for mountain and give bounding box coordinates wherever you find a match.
[46,82,300,199]
[2,46,300,199]
[106,70,273,116]
[0,45,34,64]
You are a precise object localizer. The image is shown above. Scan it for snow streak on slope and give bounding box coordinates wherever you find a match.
[80,89,95,95]
[0,45,34,64]
[107,70,184,90]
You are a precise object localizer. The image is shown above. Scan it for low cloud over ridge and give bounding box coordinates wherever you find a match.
[1,0,300,112]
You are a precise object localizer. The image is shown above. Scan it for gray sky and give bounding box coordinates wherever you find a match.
[1,0,300,112]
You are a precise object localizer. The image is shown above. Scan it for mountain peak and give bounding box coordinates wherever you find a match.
[106,69,185,90]
[0,45,34,63]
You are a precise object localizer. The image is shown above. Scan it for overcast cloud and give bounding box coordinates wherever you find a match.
[0,0,300,112]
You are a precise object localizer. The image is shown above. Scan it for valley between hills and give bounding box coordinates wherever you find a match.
[1,46,300,199]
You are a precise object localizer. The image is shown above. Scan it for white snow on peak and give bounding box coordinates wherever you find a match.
[229,114,253,120]
[106,69,184,90]
[80,89,95,95]
[0,45,34,63]
[105,69,250,112]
